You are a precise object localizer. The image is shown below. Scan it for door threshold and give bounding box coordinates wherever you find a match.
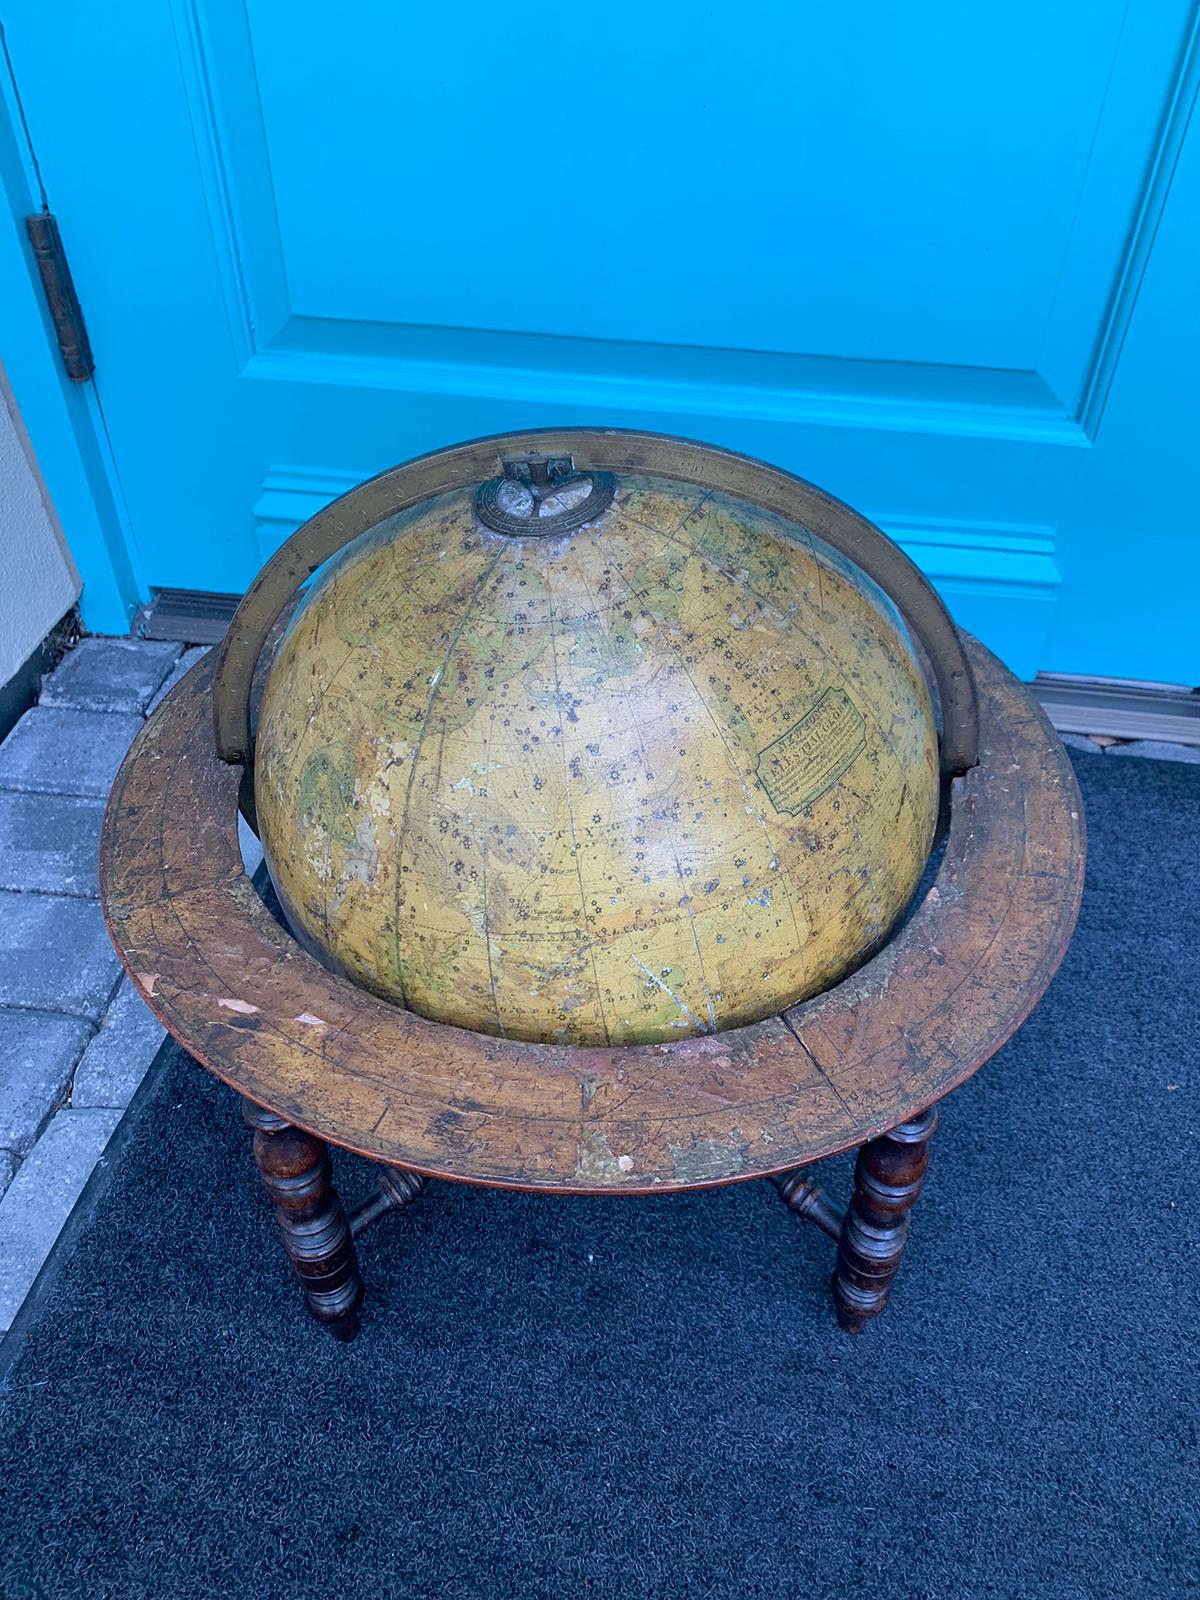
[1033,674,1200,747]
[138,588,241,646]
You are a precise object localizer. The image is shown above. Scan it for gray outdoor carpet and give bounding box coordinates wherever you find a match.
[0,750,1196,1600]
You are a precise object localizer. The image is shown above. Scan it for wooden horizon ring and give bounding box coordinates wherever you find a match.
[100,639,1083,1196]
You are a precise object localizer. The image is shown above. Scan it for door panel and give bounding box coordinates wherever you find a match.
[249,0,1121,365]
[3,0,1198,683]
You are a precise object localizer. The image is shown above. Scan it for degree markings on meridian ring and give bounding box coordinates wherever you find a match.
[755,687,867,816]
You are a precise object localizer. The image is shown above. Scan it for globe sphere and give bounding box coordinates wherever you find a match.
[253,465,938,1045]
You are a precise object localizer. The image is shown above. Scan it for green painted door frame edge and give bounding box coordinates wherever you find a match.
[0,32,140,636]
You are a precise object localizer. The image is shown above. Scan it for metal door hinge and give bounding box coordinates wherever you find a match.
[25,211,93,382]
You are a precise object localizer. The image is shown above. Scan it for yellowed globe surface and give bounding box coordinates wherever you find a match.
[254,472,938,1045]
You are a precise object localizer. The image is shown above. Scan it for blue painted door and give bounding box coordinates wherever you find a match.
[2,2,1198,681]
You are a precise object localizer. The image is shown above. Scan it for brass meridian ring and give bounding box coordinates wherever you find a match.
[213,428,981,779]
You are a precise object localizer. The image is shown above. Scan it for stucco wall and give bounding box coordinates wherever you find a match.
[0,362,80,686]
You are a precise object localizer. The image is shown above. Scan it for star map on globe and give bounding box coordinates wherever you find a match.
[253,465,939,1046]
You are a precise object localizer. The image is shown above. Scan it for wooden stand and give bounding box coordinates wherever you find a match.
[831,1109,937,1331]
[101,638,1083,1348]
[244,1100,430,1343]
[247,1099,936,1343]
[242,1102,365,1343]
[769,1112,938,1333]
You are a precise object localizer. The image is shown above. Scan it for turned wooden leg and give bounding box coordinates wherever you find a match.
[832,1106,938,1333]
[242,1101,365,1342]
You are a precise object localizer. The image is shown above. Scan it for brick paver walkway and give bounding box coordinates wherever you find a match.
[0,639,209,1330]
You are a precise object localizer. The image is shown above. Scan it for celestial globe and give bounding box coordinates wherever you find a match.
[253,449,939,1046]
